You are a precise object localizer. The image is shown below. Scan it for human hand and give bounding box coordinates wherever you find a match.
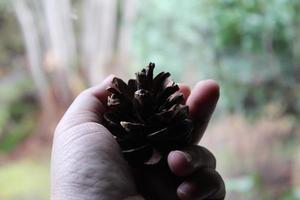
[51,75,225,200]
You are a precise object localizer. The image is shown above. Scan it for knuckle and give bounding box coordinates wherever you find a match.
[182,145,216,169]
[203,168,226,198]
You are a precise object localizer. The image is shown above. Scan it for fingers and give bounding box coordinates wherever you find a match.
[177,168,225,200]
[56,75,114,132]
[168,146,225,200]
[186,80,220,143]
[168,146,216,177]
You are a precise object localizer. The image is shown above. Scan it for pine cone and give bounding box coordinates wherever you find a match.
[104,63,193,165]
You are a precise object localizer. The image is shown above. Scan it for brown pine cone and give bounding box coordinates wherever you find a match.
[104,63,193,165]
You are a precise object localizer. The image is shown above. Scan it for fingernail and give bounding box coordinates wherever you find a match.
[175,151,192,163]
[169,151,193,177]
[177,182,192,199]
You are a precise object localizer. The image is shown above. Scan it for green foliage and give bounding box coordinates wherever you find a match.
[0,0,24,69]
[0,78,38,152]
[207,0,299,52]
[0,115,35,152]
[0,0,10,8]
[225,174,264,199]
[133,0,300,116]
[280,189,300,200]
[226,173,300,199]
[133,0,210,80]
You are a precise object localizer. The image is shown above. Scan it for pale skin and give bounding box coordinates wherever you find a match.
[51,75,225,200]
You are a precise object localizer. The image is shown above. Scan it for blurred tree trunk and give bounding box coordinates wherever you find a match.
[81,0,118,85]
[115,0,136,78]
[14,0,56,117]
[81,0,136,84]
[13,0,136,137]
[43,0,75,106]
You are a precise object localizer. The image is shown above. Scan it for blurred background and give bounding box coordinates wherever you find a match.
[0,0,299,199]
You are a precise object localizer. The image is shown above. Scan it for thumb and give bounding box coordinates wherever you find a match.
[55,75,114,133]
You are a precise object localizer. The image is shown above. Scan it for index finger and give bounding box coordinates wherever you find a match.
[186,80,220,143]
